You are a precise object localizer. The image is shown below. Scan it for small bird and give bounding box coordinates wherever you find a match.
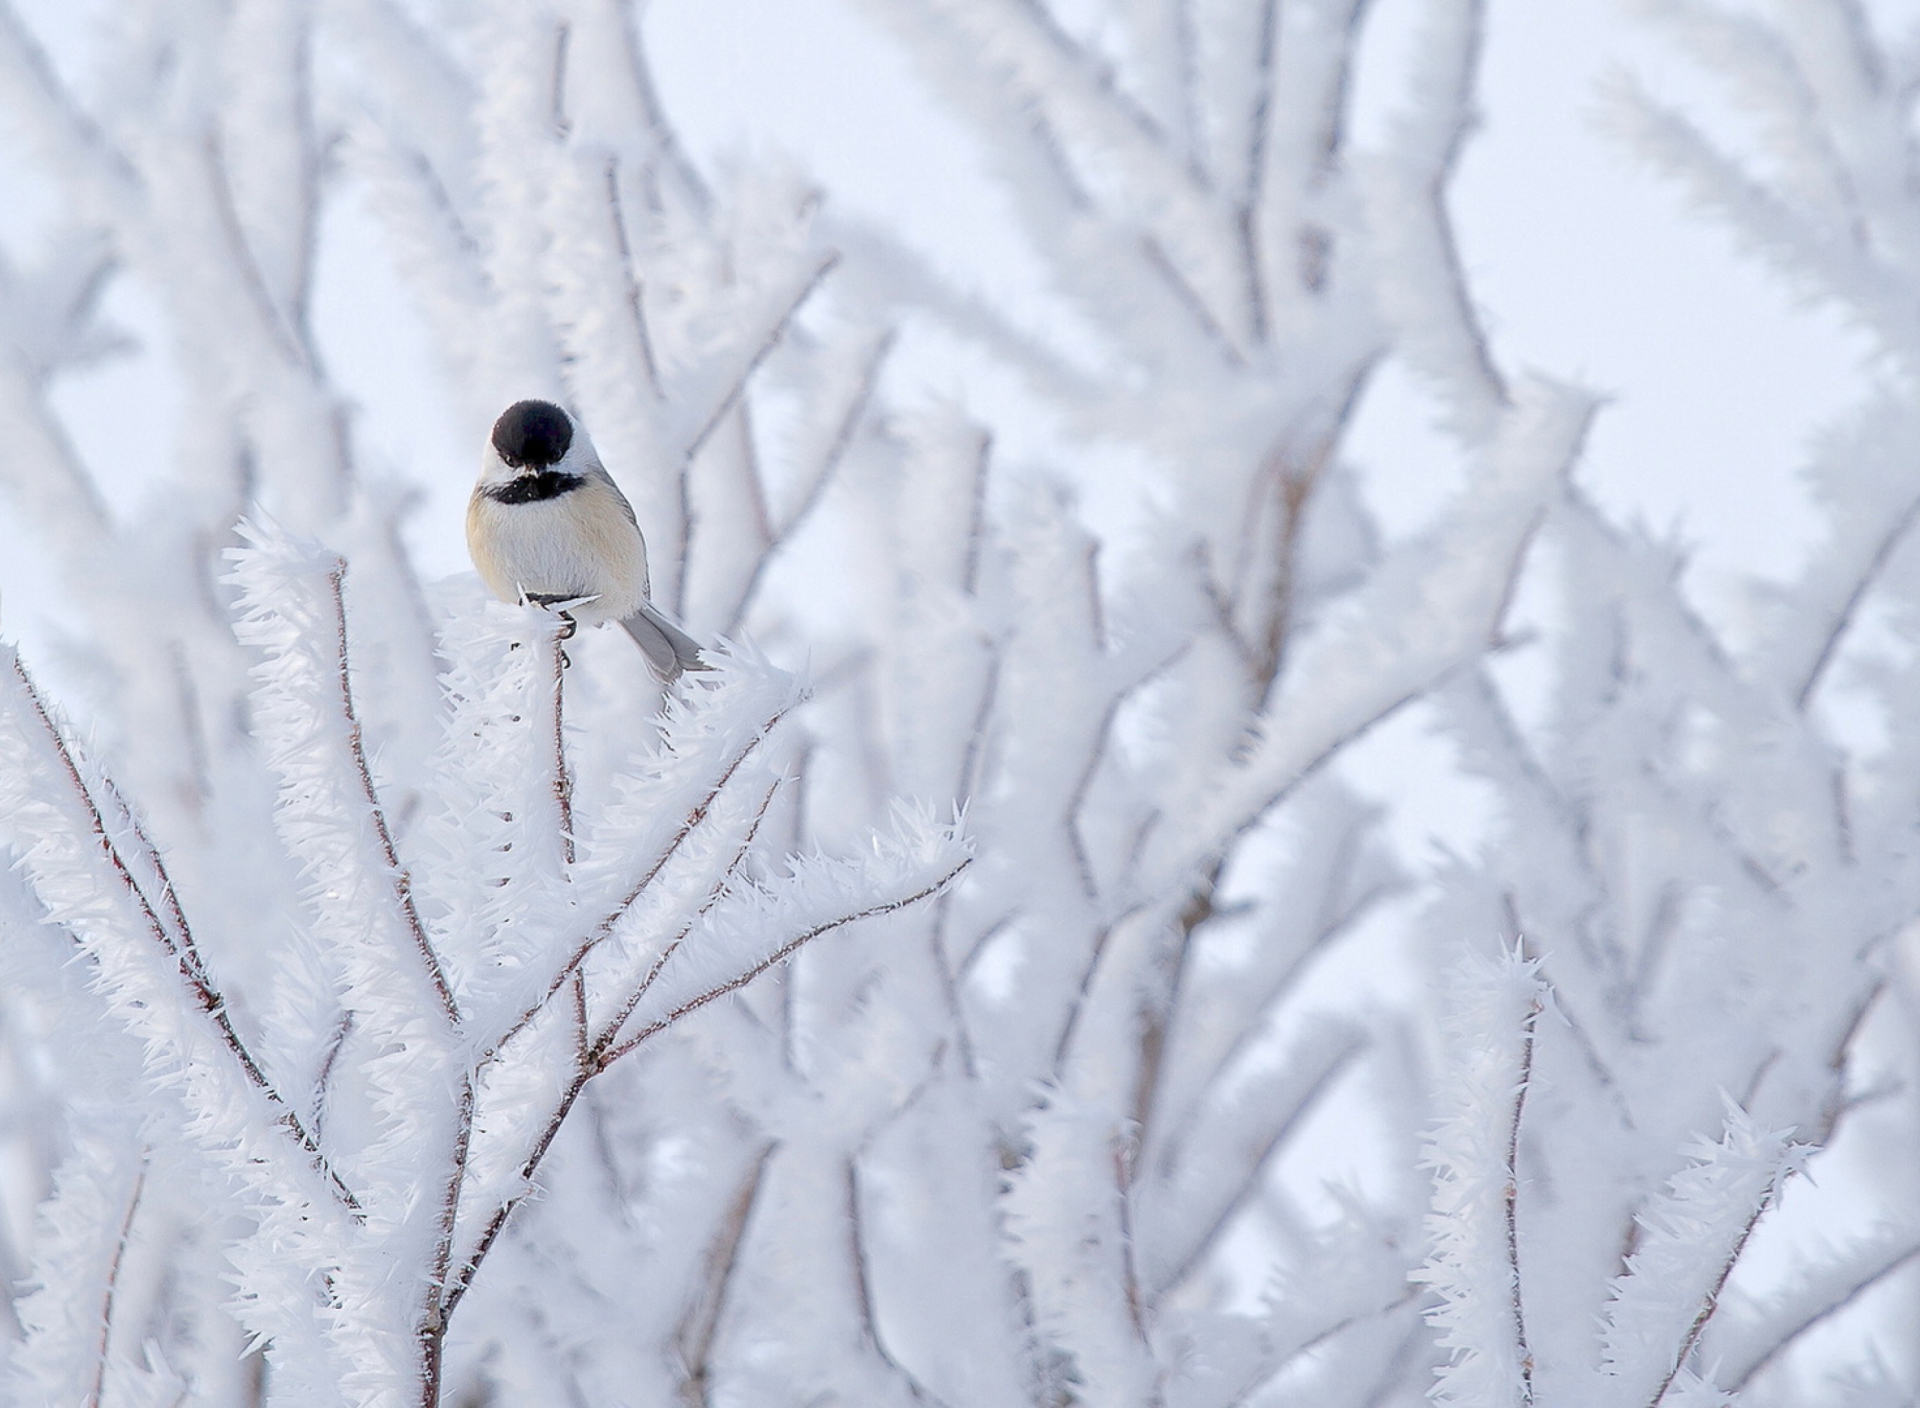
[468,399,706,679]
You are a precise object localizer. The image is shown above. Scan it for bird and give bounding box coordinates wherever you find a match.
[467,399,707,680]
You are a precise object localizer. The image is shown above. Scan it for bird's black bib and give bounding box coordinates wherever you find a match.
[486,471,586,505]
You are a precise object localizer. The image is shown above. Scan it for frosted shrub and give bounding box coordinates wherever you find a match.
[0,0,1916,1404]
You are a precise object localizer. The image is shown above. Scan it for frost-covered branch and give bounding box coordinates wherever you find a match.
[1416,947,1543,1408]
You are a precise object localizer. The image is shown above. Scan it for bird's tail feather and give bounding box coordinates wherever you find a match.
[619,600,709,681]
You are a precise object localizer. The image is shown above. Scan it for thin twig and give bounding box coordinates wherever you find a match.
[311,1011,353,1142]
[1050,905,1151,1075]
[203,128,314,374]
[847,1156,952,1407]
[549,627,574,866]
[1793,490,1920,710]
[1238,0,1279,343]
[927,885,979,1081]
[1725,1235,1920,1392]
[955,912,1016,985]
[1153,836,1398,1172]
[418,1073,475,1408]
[604,158,663,397]
[325,567,460,1026]
[1646,1174,1781,1408]
[589,779,781,1060]
[87,1156,148,1408]
[1222,1287,1422,1408]
[1140,232,1246,366]
[962,429,992,599]
[1509,996,1541,1404]
[599,861,972,1066]
[1063,639,1195,904]
[0,3,138,197]
[724,325,892,634]
[10,657,361,1213]
[1112,1140,1147,1344]
[681,251,842,464]
[482,698,801,1062]
[445,860,965,1325]
[1253,381,1372,709]
[676,1142,775,1406]
[1149,1034,1365,1303]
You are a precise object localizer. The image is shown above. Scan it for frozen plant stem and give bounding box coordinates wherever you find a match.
[86,1157,146,1408]
[10,655,360,1213]
[548,626,574,866]
[1647,1180,1779,1408]
[1509,995,1539,1403]
[480,698,803,1066]
[325,566,461,1026]
[419,1075,476,1408]
[439,858,971,1337]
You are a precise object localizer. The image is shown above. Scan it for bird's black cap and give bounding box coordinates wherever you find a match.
[492,400,574,469]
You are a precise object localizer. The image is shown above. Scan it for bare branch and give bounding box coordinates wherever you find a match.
[1724,1233,1920,1392]
[679,251,842,464]
[483,696,801,1063]
[1792,488,1920,710]
[1646,1174,1783,1408]
[325,566,460,1027]
[848,1157,953,1406]
[548,628,574,867]
[1149,1032,1366,1303]
[9,655,361,1213]
[676,1142,775,1405]
[724,326,894,634]
[86,1156,147,1408]
[590,778,781,1060]
[1509,996,1540,1404]
[419,1074,476,1408]
[599,859,972,1066]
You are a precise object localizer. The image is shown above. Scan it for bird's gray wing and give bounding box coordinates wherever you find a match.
[619,599,710,681]
[590,466,640,529]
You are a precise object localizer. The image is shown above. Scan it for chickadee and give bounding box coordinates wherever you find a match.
[467,399,706,680]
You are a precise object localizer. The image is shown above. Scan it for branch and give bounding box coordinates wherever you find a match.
[547,626,574,866]
[1721,1231,1920,1392]
[1167,378,1587,885]
[677,250,841,463]
[604,158,663,398]
[1507,997,1540,1403]
[675,1141,775,1404]
[0,2,138,198]
[1791,487,1920,711]
[445,859,965,1329]
[723,326,893,634]
[1148,1029,1366,1303]
[419,1074,476,1408]
[6,654,361,1213]
[482,695,801,1062]
[589,778,781,1060]
[325,565,461,1026]
[1646,1194,1773,1408]
[86,1156,146,1408]
[599,859,972,1066]
[848,1157,954,1407]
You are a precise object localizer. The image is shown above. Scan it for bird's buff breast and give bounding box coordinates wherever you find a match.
[467,481,648,625]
